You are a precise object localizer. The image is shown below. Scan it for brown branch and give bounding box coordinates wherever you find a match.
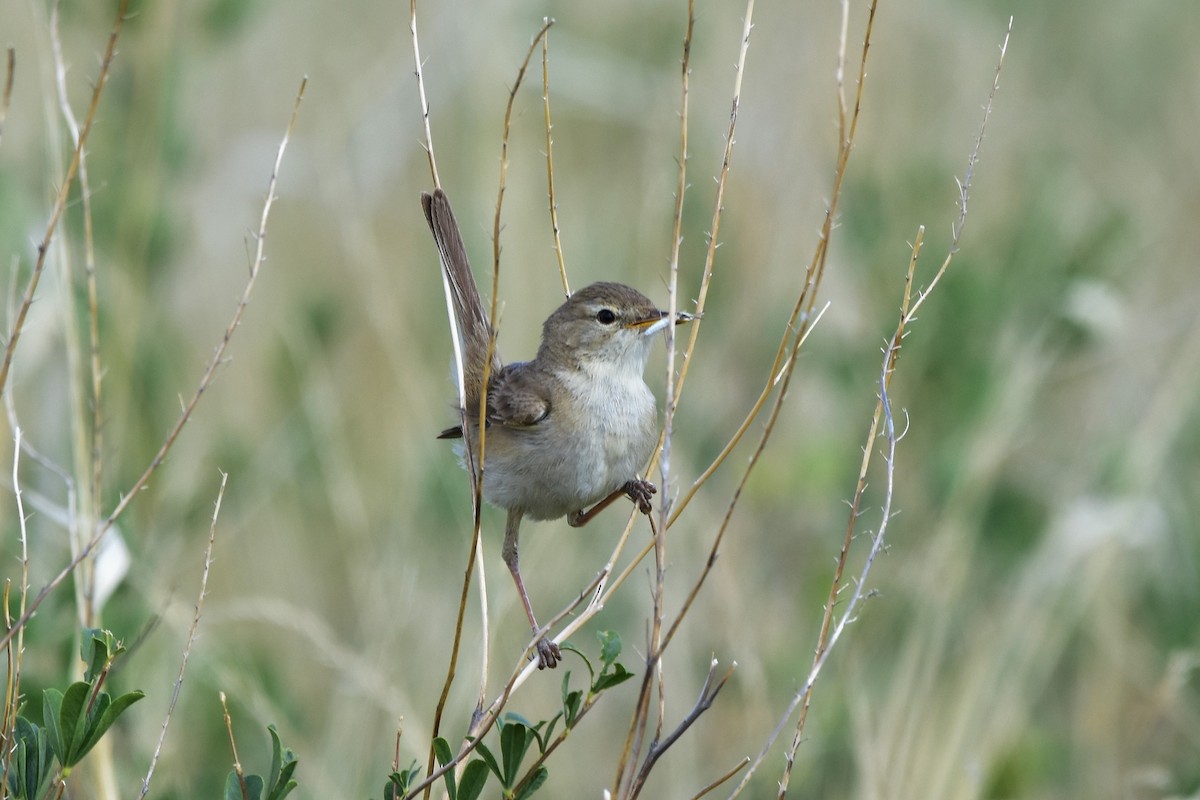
[420,23,553,799]
[785,20,1011,764]
[405,564,614,798]
[140,471,226,798]
[690,757,751,800]
[745,17,1010,797]
[615,0,696,793]
[410,0,440,188]
[220,692,250,800]
[1,428,31,788]
[51,0,106,629]
[654,0,879,674]
[627,659,735,799]
[0,76,307,654]
[492,18,555,285]
[0,0,129,399]
[541,21,570,297]
[670,0,755,402]
[529,0,757,677]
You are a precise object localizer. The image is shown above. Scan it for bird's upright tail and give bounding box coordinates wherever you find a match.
[421,189,498,415]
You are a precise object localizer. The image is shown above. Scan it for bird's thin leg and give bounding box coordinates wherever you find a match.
[567,479,657,528]
[503,508,561,669]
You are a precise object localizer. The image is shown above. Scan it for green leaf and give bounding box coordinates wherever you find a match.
[457,760,490,800]
[383,771,409,798]
[45,681,144,767]
[386,761,421,794]
[42,689,66,766]
[225,771,264,800]
[268,724,285,788]
[503,711,538,730]
[560,646,595,686]
[500,721,531,787]
[433,737,457,800]
[80,630,105,684]
[80,628,123,683]
[5,717,54,800]
[597,630,622,668]
[536,712,563,753]
[515,766,548,800]
[563,689,582,727]
[265,724,298,800]
[433,737,454,767]
[593,663,635,693]
[82,690,144,758]
[223,771,239,800]
[51,681,91,767]
[474,742,502,783]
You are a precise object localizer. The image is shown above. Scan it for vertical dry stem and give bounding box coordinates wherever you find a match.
[51,0,106,633]
[0,76,307,653]
[420,22,553,800]
[541,22,571,297]
[410,0,440,188]
[0,0,129,400]
[754,18,1009,797]
[140,472,226,798]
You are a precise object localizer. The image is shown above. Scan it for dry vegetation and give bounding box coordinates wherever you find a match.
[1,0,1199,798]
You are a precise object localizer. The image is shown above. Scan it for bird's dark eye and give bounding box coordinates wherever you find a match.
[595,308,618,325]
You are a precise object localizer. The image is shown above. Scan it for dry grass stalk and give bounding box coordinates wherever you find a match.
[140,472,227,798]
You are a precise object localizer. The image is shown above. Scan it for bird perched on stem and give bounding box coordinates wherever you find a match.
[421,188,693,669]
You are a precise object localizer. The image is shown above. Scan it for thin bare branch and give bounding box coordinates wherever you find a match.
[748,18,1008,797]
[2,428,31,788]
[140,472,227,798]
[51,0,106,629]
[628,659,736,799]
[0,76,307,653]
[615,2,696,794]
[220,691,250,800]
[691,758,751,800]
[908,15,1011,319]
[0,0,129,398]
[671,0,754,401]
[493,18,555,285]
[405,563,615,798]
[541,21,570,297]
[421,24,553,798]
[410,0,440,188]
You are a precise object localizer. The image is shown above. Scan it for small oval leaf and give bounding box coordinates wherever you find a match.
[457,760,490,800]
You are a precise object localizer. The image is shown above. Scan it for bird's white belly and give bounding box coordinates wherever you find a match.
[482,366,656,520]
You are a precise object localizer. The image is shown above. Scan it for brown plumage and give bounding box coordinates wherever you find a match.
[421,188,692,668]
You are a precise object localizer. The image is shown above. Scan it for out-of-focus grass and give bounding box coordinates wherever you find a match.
[1,0,1198,797]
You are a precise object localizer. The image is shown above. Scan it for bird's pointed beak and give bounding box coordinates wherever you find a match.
[629,309,699,336]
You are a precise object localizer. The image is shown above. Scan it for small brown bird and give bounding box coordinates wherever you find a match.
[421,189,692,669]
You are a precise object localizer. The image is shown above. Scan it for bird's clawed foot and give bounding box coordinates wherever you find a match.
[533,636,562,669]
[623,479,657,514]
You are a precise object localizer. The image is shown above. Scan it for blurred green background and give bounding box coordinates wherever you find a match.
[2,0,1198,796]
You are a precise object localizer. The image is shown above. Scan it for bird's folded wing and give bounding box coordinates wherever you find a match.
[486,362,552,428]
